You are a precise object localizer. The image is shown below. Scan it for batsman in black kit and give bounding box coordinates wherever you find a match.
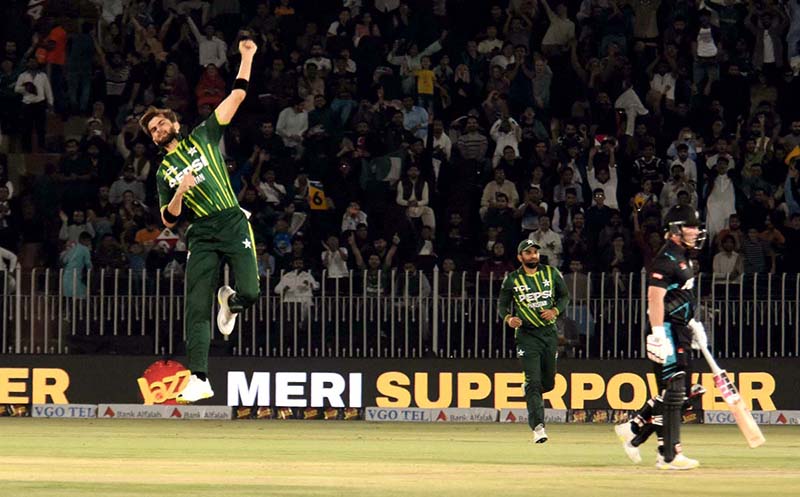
[615,205,708,470]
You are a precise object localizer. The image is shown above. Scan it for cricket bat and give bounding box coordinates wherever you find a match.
[700,346,766,448]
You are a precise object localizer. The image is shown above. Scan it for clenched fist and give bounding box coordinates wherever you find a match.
[506,316,523,329]
[177,172,197,194]
[239,38,257,57]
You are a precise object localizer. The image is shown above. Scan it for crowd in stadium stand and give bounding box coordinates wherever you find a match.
[2,0,800,295]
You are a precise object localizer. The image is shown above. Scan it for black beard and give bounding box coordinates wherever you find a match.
[156,130,179,148]
[523,261,539,269]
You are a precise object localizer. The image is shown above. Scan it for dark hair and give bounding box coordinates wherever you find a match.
[139,106,178,137]
[565,187,577,196]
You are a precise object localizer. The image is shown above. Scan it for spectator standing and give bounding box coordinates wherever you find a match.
[14,57,52,152]
[61,232,93,298]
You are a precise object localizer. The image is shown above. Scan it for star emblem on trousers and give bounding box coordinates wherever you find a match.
[242,238,252,249]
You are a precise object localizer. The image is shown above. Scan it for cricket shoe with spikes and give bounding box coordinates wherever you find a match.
[656,453,700,471]
[615,422,642,463]
[176,375,214,403]
[532,424,548,443]
[217,285,237,336]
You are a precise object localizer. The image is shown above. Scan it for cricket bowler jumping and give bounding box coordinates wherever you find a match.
[140,35,260,403]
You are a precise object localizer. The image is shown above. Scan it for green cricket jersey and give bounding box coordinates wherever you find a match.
[156,111,239,221]
[498,265,570,329]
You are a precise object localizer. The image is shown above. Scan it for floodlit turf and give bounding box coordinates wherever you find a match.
[0,420,798,497]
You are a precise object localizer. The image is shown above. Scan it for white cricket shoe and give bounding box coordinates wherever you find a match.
[217,285,237,336]
[656,453,699,471]
[615,423,641,463]
[533,424,548,444]
[176,374,214,403]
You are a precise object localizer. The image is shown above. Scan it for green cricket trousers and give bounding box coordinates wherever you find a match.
[185,207,259,373]
[516,325,558,430]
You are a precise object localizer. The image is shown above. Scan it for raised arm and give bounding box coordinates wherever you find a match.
[159,12,176,42]
[185,14,203,43]
[503,9,513,36]
[214,38,257,125]
[540,0,556,21]
[347,233,366,270]
[420,33,445,58]
[384,234,400,270]
[569,39,589,83]
[92,32,107,67]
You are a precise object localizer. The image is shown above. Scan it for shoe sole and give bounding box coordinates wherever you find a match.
[623,446,642,464]
[615,425,641,463]
[217,287,235,336]
[657,465,699,471]
[656,461,699,471]
[534,437,548,444]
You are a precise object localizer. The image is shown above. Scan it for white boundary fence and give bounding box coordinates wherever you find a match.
[1,269,797,359]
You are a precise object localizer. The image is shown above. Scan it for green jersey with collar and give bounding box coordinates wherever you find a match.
[156,111,239,221]
[498,264,570,328]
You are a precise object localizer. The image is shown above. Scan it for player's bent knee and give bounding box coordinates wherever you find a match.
[235,288,259,309]
[542,378,555,392]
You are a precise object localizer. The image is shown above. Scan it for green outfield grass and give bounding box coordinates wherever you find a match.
[0,420,797,497]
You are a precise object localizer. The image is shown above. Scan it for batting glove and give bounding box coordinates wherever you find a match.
[646,326,673,364]
[688,318,707,350]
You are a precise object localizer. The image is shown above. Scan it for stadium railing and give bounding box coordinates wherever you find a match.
[0,269,797,359]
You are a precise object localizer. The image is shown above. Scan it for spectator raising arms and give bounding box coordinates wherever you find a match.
[3,0,800,281]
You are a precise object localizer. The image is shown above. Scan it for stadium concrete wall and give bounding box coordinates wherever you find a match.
[0,356,797,410]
